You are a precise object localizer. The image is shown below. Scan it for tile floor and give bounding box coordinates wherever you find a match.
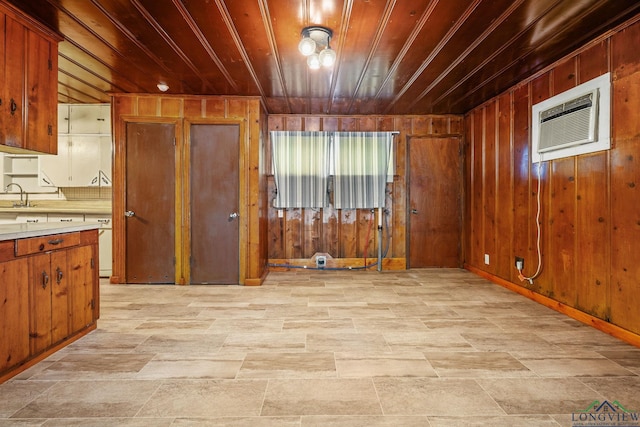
[1,269,640,426]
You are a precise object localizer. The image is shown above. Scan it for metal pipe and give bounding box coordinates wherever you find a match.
[377,207,383,272]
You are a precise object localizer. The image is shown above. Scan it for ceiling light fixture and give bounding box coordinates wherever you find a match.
[157,83,169,92]
[298,26,336,69]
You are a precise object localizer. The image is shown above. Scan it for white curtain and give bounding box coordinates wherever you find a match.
[333,132,393,209]
[271,131,331,208]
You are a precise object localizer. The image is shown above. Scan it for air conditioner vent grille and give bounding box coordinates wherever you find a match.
[537,90,598,153]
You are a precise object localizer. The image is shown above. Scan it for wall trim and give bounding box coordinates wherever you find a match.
[465,264,640,349]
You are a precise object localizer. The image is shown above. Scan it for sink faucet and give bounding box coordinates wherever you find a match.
[4,183,29,207]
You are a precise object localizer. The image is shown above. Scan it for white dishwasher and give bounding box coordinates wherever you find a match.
[84,214,112,277]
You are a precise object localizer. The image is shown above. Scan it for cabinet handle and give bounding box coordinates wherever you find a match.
[48,238,64,245]
[56,267,63,284]
[10,98,17,115]
[42,271,49,289]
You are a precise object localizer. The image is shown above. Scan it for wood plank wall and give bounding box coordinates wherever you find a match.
[267,115,463,269]
[110,94,268,285]
[464,18,640,335]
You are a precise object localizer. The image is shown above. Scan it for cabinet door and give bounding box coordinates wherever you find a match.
[26,29,57,154]
[1,16,25,149]
[70,136,101,186]
[0,15,56,154]
[39,136,106,187]
[85,215,112,276]
[58,104,70,134]
[0,257,30,372]
[0,11,6,144]
[28,253,52,355]
[50,250,70,344]
[98,227,112,277]
[39,136,71,187]
[69,104,110,134]
[97,135,112,186]
[67,245,94,331]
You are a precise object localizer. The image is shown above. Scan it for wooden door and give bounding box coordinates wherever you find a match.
[188,124,240,284]
[125,122,176,283]
[408,137,462,267]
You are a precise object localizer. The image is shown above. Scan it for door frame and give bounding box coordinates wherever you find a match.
[113,116,183,284]
[406,135,464,268]
[112,116,247,285]
[182,119,246,284]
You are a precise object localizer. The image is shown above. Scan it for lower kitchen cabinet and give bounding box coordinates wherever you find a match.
[0,228,99,382]
[28,245,93,354]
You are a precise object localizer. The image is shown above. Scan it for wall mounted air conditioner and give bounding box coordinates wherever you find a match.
[531,72,610,163]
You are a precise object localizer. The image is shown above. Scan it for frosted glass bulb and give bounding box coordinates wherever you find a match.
[319,47,336,67]
[307,53,321,69]
[298,37,316,56]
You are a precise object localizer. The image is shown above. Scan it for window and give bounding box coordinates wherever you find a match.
[271,131,331,208]
[270,131,394,209]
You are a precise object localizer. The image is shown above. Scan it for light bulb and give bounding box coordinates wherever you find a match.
[307,53,321,69]
[298,37,316,56]
[319,47,336,67]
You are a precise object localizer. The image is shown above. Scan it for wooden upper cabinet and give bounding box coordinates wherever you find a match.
[0,2,60,154]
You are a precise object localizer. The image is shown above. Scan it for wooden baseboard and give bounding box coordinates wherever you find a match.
[465,264,640,349]
[244,268,269,286]
[268,257,406,271]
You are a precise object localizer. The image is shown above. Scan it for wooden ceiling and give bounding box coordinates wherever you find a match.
[9,0,640,115]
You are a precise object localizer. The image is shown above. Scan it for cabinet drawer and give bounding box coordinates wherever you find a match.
[47,214,85,223]
[0,240,14,262]
[16,214,48,224]
[15,232,81,256]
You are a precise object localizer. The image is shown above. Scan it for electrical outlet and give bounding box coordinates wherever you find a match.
[316,256,327,269]
[515,256,524,270]
[484,254,490,265]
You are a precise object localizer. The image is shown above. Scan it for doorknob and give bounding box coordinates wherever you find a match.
[125,210,135,217]
[228,212,239,221]
[411,209,418,215]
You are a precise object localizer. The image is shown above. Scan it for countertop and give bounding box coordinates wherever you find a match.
[0,200,111,215]
[0,222,102,241]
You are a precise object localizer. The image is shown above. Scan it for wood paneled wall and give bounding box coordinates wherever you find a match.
[464,18,640,335]
[111,94,268,285]
[267,115,462,269]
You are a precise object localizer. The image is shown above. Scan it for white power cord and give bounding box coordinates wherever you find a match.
[517,154,543,284]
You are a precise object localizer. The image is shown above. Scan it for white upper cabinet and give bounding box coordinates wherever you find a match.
[69,104,111,134]
[40,104,112,187]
